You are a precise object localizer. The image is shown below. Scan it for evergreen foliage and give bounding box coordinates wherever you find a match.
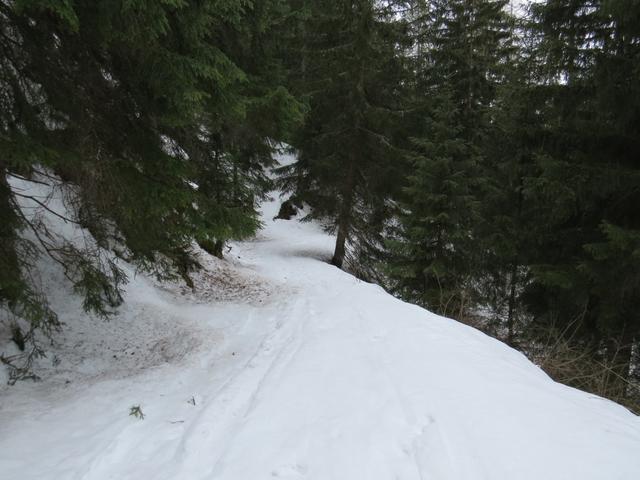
[387,0,512,317]
[0,0,299,360]
[279,0,411,270]
[385,0,639,403]
[387,88,478,317]
[520,0,640,388]
[1,0,638,409]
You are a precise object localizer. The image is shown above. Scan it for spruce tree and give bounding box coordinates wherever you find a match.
[473,7,540,343]
[387,0,512,318]
[521,0,640,388]
[387,89,477,316]
[279,0,411,270]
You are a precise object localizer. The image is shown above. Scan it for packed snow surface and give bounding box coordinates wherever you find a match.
[1,152,640,480]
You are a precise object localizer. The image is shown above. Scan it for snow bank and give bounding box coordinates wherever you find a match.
[1,154,639,479]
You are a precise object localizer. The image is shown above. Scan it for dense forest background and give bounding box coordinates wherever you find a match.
[1,0,639,410]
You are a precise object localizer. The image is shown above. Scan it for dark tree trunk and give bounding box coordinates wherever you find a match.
[332,223,348,268]
[331,161,356,269]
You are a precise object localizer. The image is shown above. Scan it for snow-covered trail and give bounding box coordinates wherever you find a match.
[1,155,640,479]
[177,191,640,480]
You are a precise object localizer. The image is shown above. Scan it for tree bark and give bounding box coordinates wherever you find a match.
[332,7,366,269]
[506,262,518,346]
[332,223,348,268]
[331,161,356,269]
[507,179,524,345]
[608,323,636,398]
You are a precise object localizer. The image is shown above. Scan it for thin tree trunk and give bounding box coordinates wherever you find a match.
[332,6,366,269]
[506,261,518,345]
[609,323,636,398]
[507,179,524,345]
[332,223,348,268]
[331,161,356,269]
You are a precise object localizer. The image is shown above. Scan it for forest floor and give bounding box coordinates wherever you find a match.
[1,152,640,479]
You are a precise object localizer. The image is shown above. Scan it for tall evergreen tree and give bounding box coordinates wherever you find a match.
[387,0,512,317]
[472,6,542,343]
[280,0,411,270]
[387,88,478,316]
[520,0,640,388]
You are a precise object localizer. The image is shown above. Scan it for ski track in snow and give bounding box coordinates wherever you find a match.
[1,152,640,479]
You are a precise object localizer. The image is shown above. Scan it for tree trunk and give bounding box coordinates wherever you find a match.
[608,323,636,398]
[332,12,366,269]
[507,180,524,345]
[506,262,518,346]
[331,161,356,269]
[332,223,348,268]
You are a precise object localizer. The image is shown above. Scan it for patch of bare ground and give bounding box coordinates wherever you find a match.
[159,247,276,306]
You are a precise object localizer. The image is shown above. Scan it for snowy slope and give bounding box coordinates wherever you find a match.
[1,153,639,480]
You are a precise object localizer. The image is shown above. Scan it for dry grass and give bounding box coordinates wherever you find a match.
[524,335,639,414]
[458,313,640,414]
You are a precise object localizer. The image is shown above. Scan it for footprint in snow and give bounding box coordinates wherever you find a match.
[271,463,308,477]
